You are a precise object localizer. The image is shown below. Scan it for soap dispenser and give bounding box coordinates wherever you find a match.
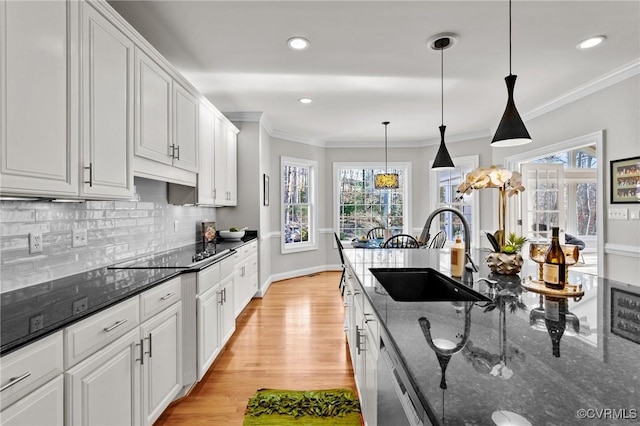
[451,232,464,278]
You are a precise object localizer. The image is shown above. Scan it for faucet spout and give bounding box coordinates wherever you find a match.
[421,207,476,286]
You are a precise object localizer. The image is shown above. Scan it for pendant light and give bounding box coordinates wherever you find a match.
[374,122,399,189]
[491,0,532,147]
[430,35,456,170]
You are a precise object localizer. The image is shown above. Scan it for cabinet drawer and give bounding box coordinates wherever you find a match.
[140,277,182,322]
[246,253,258,277]
[220,255,235,278]
[0,331,63,410]
[197,262,220,295]
[64,297,139,368]
[238,241,257,256]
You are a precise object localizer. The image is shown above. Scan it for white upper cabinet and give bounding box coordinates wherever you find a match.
[172,82,198,173]
[0,0,79,197]
[213,116,238,206]
[80,2,134,199]
[197,102,216,206]
[135,47,172,166]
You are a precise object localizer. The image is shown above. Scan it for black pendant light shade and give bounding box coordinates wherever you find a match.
[491,74,531,146]
[433,125,455,169]
[492,0,532,147]
[430,34,456,170]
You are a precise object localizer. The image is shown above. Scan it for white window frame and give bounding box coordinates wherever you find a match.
[333,161,412,244]
[281,156,318,254]
[428,155,480,248]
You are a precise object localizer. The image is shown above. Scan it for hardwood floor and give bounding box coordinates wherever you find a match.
[155,271,356,425]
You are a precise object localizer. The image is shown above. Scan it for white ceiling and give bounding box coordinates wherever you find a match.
[109,1,640,145]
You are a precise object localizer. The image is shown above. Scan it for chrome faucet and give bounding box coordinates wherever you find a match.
[421,207,478,286]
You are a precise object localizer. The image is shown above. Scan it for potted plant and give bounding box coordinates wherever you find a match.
[456,165,526,274]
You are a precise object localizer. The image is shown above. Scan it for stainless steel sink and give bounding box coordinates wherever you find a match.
[369,268,491,302]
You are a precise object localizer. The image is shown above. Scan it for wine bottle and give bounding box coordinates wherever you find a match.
[544,296,567,357]
[450,233,464,278]
[543,226,566,289]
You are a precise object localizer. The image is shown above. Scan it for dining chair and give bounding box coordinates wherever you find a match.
[366,227,386,239]
[427,230,447,249]
[334,232,346,294]
[383,234,420,248]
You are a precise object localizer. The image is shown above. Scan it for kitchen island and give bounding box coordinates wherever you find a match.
[343,247,639,425]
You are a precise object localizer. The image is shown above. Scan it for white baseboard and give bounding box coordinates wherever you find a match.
[268,264,341,284]
[604,243,640,258]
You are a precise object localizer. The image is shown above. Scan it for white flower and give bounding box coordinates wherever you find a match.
[490,361,513,380]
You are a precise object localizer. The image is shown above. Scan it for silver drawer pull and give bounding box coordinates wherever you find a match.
[0,372,31,392]
[160,292,176,301]
[103,319,128,332]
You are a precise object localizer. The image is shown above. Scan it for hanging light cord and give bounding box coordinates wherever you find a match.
[509,0,512,75]
[384,123,389,172]
[441,46,444,126]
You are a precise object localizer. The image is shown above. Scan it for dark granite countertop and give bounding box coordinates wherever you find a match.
[344,248,640,426]
[0,234,258,356]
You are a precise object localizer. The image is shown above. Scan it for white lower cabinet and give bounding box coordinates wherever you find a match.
[233,242,258,317]
[197,284,221,381]
[345,265,379,426]
[1,375,64,426]
[140,302,182,426]
[65,278,183,426]
[219,275,236,349]
[66,328,141,426]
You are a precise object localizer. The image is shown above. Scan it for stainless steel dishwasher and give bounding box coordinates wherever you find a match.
[377,334,429,426]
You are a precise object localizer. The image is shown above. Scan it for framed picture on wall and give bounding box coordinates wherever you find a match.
[610,156,640,204]
[611,288,640,345]
[263,174,269,206]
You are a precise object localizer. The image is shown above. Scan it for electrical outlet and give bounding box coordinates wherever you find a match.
[29,232,43,254]
[72,297,89,314]
[72,229,88,247]
[29,313,44,333]
[608,208,628,220]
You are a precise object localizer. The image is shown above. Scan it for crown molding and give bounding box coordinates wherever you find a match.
[523,58,640,122]
[225,111,263,122]
[324,128,492,149]
[269,129,325,147]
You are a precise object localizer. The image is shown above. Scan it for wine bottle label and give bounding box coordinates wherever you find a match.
[545,299,560,321]
[543,264,560,284]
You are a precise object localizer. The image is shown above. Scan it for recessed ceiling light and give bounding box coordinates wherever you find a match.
[298,98,312,104]
[577,35,606,49]
[287,37,309,50]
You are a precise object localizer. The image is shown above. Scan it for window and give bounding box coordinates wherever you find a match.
[334,163,411,241]
[281,156,317,253]
[530,146,597,237]
[429,155,479,247]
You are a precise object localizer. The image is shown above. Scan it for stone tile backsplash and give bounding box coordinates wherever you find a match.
[0,199,216,293]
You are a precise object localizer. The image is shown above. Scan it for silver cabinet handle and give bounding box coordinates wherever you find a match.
[160,292,175,301]
[103,319,127,332]
[213,189,217,199]
[175,145,180,160]
[218,290,223,305]
[364,313,376,324]
[145,333,152,358]
[136,339,144,365]
[0,372,31,392]
[222,288,227,304]
[84,163,93,187]
[355,325,361,355]
[170,144,175,158]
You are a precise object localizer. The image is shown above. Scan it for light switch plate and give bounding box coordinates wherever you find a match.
[630,209,640,220]
[608,208,628,220]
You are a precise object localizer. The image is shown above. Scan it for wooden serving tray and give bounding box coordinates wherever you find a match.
[522,279,584,299]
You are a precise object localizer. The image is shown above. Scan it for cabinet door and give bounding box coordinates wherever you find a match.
[140,302,182,426]
[197,103,215,205]
[0,375,64,426]
[80,3,134,199]
[196,285,221,381]
[225,126,238,205]
[213,115,228,205]
[363,328,378,426]
[135,48,171,166]
[66,328,141,426]
[172,83,198,172]
[0,0,78,197]
[219,276,236,346]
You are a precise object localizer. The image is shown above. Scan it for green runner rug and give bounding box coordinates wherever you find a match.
[243,388,361,425]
